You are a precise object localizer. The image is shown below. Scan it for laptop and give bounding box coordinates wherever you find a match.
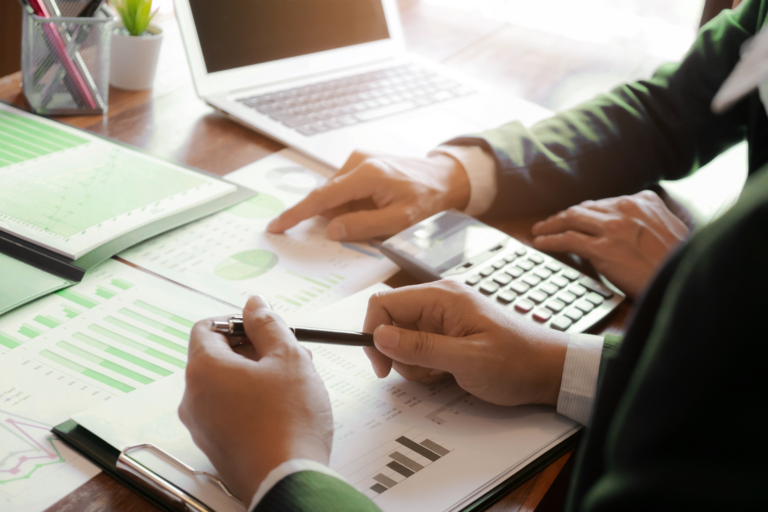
[174,0,550,169]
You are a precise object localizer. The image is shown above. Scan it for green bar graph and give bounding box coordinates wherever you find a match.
[119,308,188,340]
[0,332,21,349]
[40,349,135,393]
[73,332,173,377]
[88,324,186,368]
[287,271,331,289]
[325,278,338,285]
[133,300,194,328]
[111,279,134,290]
[56,289,98,309]
[104,316,187,354]
[294,295,309,303]
[277,295,302,307]
[95,286,117,299]
[34,315,60,329]
[57,341,154,385]
[62,306,81,319]
[331,273,345,280]
[302,290,317,298]
[19,324,42,339]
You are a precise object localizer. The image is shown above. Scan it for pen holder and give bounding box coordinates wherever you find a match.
[22,4,115,116]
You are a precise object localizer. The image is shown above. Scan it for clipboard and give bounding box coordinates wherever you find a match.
[53,418,580,512]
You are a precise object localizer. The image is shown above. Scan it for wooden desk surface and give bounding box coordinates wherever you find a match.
[0,2,630,510]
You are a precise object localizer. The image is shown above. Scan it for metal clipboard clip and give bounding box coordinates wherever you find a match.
[117,443,242,512]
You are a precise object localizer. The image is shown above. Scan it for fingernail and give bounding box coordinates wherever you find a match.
[245,295,272,312]
[327,221,346,241]
[375,325,399,349]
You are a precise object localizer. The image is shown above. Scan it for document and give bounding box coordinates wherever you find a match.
[0,253,72,316]
[120,150,399,322]
[0,259,237,511]
[0,103,236,259]
[73,284,580,512]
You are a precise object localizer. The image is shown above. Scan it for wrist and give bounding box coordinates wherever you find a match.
[429,153,470,211]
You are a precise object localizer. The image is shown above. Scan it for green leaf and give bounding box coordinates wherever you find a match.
[110,0,156,36]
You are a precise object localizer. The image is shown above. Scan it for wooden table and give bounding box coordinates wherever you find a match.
[0,2,631,510]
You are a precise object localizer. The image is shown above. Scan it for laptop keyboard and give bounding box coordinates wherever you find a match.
[236,64,475,136]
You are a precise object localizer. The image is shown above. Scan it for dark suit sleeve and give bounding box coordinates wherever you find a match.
[444,1,761,218]
[253,471,382,512]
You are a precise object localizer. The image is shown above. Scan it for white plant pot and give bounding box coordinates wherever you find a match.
[109,24,163,91]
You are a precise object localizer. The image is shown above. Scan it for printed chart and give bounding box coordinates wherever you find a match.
[0,103,235,259]
[120,151,397,319]
[0,259,236,510]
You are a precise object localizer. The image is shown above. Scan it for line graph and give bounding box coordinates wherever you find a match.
[0,411,64,485]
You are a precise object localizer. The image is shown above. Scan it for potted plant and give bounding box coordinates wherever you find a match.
[109,0,162,91]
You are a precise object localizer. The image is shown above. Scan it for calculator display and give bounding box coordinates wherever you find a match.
[387,211,508,274]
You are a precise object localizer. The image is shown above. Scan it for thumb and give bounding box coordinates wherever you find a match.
[242,295,297,357]
[373,324,465,374]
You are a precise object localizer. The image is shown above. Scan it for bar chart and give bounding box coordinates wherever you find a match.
[342,429,455,500]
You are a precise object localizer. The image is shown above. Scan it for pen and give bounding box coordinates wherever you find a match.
[210,316,375,347]
[76,0,104,18]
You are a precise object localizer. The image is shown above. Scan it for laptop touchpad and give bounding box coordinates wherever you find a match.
[377,110,483,151]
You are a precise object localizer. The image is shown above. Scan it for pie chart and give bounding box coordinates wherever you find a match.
[226,192,285,219]
[214,250,279,281]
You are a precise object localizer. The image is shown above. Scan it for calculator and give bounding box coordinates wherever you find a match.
[381,210,624,333]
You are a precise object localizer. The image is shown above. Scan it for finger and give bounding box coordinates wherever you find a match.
[328,203,417,241]
[187,318,236,362]
[533,231,599,259]
[241,295,297,357]
[363,345,393,378]
[373,324,468,374]
[532,206,612,237]
[267,169,375,234]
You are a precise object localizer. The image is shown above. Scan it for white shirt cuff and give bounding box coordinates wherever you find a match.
[247,459,346,511]
[429,145,497,216]
[556,333,604,426]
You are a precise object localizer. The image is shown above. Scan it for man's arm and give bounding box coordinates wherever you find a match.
[446,2,759,218]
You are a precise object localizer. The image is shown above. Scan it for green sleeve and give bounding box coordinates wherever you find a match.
[446,0,764,219]
[253,471,382,512]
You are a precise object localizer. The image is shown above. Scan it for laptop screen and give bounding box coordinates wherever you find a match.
[189,0,391,74]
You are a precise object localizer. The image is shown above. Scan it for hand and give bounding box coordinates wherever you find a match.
[363,281,568,407]
[531,190,690,299]
[178,296,332,504]
[267,151,470,241]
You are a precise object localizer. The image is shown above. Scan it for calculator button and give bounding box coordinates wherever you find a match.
[563,269,580,281]
[532,308,552,322]
[480,281,500,295]
[564,308,583,321]
[550,276,568,289]
[510,281,530,294]
[497,290,517,304]
[515,247,528,256]
[558,291,576,304]
[480,266,495,277]
[578,276,614,298]
[465,274,481,285]
[492,260,506,270]
[493,273,513,286]
[505,266,524,278]
[569,285,587,297]
[515,298,534,313]
[528,290,547,304]
[545,261,563,273]
[574,299,594,313]
[585,292,604,305]
[516,260,534,271]
[540,283,558,296]
[534,268,552,280]
[522,275,541,287]
[528,253,544,264]
[546,299,565,313]
[503,254,518,263]
[550,316,572,331]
